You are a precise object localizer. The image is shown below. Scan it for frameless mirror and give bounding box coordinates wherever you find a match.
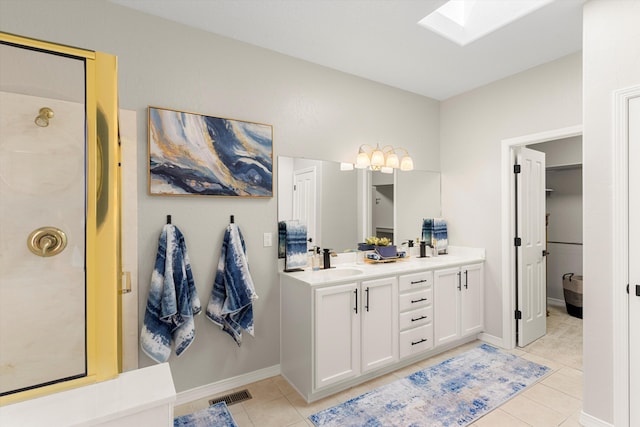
[277,156,441,253]
[278,157,359,252]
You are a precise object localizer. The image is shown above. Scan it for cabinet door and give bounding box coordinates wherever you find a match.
[461,263,484,337]
[361,277,398,372]
[314,282,360,389]
[434,267,461,347]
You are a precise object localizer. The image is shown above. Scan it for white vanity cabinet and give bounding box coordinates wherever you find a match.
[315,276,398,389]
[280,246,485,403]
[398,271,434,359]
[434,263,484,347]
[281,274,398,401]
[360,276,399,372]
[314,282,360,389]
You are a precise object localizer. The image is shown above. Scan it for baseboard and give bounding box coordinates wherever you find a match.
[547,297,565,307]
[579,411,614,427]
[478,332,506,348]
[175,364,281,406]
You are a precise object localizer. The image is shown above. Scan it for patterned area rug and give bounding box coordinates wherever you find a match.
[310,344,550,427]
[174,402,238,427]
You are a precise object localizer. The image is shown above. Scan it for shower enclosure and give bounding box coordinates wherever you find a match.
[0,33,121,405]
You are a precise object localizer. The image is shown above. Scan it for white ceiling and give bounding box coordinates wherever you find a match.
[109,0,584,100]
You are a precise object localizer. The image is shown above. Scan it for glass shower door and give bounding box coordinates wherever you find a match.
[0,41,87,396]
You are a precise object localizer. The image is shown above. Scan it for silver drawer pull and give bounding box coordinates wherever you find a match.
[411,338,428,346]
[411,315,428,322]
[411,279,427,284]
[411,297,428,303]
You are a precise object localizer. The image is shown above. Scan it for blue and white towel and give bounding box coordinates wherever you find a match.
[280,220,308,270]
[421,218,434,246]
[278,221,287,259]
[433,217,449,254]
[141,224,201,363]
[206,224,258,346]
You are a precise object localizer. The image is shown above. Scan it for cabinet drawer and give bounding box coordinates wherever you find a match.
[399,271,433,292]
[400,325,433,359]
[399,288,432,312]
[399,306,432,331]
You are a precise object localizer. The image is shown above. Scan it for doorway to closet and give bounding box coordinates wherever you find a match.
[528,136,583,317]
[500,125,582,351]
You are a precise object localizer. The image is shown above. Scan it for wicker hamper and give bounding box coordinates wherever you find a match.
[562,273,583,319]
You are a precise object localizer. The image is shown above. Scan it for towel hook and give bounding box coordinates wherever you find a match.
[167,215,172,224]
[230,215,234,224]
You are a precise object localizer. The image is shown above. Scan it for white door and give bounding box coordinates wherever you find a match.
[461,263,484,337]
[293,167,317,247]
[361,277,398,372]
[516,147,547,347]
[629,95,640,426]
[314,283,360,389]
[434,267,461,346]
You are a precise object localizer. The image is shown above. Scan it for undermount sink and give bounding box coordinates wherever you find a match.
[311,267,364,280]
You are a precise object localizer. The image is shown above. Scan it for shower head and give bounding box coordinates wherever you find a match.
[35,107,54,127]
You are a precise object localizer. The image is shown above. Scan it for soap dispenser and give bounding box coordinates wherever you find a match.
[313,247,321,271]
[308,249,315,269]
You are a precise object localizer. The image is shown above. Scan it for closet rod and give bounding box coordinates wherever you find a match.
[547,241,582,246]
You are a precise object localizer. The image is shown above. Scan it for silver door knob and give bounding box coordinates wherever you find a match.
[27,227,67,257]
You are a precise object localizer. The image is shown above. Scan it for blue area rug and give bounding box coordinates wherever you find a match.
[174,402,238,427]
[310,343,550,427]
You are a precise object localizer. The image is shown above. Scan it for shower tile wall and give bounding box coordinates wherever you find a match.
[0,91,86,394]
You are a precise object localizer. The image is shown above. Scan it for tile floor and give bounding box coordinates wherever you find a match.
[174,303,583,427]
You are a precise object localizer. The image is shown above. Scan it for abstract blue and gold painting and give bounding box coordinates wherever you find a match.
[148,106,273,197]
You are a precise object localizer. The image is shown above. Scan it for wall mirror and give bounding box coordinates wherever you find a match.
[277,156,441,253]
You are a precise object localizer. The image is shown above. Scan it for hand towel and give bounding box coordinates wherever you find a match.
[206,224,258,345]
[141,224,201,363]
[283,220,308,270]
[421,218,434,246]
[278,221,287,259]
[433,217,449,254]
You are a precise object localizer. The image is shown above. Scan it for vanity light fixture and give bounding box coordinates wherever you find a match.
[355,144,414,172]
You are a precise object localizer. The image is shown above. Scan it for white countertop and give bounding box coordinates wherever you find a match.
[280,246,485,286]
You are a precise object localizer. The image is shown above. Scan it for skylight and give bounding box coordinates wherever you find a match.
[418,0,554,46]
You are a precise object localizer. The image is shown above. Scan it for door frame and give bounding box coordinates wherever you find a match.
[500,125,582,349]
[612,85,640,427]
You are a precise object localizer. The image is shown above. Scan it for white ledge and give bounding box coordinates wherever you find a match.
[0,363,176,427]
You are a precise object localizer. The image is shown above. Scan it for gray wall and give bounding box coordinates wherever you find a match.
[440,53,582,340]
[583,0,640,423]
[0,0,439,392]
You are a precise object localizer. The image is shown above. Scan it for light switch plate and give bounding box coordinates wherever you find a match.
[263,232,272,247]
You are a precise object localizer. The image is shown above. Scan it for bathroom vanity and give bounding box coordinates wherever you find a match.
[280,246,485,402]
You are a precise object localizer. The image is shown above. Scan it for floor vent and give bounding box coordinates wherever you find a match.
[209,389,252,406]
